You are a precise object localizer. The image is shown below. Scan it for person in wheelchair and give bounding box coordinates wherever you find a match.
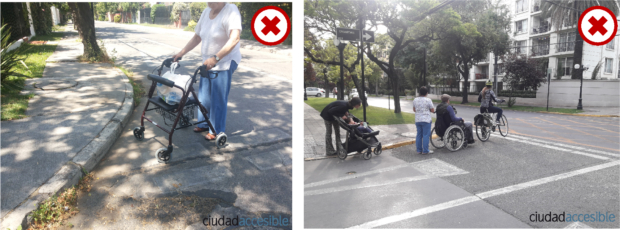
[478,80,505,126]
[436,94,475,144]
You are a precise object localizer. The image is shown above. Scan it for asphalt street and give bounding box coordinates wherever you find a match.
[60,22,292,229]
[364,96,620,153]
[306,97,619,228]
[305,133,619,228]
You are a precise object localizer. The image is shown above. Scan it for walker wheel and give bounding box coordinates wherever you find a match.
[133,127,144,140]
[216,133,227,148]
[156,147,171,163]
[374,144,382,155]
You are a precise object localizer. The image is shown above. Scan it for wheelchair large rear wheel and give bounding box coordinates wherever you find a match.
[444,126,465,152]
[476,125,491,142]
[497,115,509,137]
[430,127,445,149]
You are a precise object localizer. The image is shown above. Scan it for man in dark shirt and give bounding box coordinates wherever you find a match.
[436,94,475,144]
[320,97,362,155]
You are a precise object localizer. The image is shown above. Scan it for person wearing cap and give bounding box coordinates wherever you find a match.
[478,80,504,125]
[413,87,435,154]
[320,97,362,155]
[436,94,475,144]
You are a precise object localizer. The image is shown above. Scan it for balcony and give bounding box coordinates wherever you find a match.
[531,25,550,35]
[531,44,550,57]
[532,5,541,12]
[556,41,575,53]
[475,73,488,80]
[511,47,527,55]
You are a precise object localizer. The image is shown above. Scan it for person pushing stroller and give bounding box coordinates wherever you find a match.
[320,97,362,155]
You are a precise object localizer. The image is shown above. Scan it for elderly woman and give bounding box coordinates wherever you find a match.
[173,2,241,140]
[413,86,435,155]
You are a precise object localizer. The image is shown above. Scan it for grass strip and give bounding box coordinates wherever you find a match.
[1,43,57,120]
[305,97,430,125]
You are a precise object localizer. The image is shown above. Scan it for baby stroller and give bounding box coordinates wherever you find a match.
[334,114,382,160]
[132,58,227,164]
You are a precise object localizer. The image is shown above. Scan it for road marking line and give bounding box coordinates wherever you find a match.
[304,163,412,188]
[306,174,436,196]
[305,159,465,188]
[538,117,615,143]
[348,160,620,228]
[476,160,620,199]
[348,196,481,228]
[565,222,592,228]
[503,136,610,160]
[510,130,620,153]
[507,134,619,158]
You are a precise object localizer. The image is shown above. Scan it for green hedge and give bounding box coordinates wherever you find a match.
[498,90,536,98]
[441,91,478,96]
[114,15,121,23]
[189,2,206,22]
[184,20,197,31]
[150,4,164,24]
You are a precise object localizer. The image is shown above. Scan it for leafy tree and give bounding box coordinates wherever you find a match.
[502,53,546,91]
[170,2,188,23]
[189,2,207,22]
[541,0,619,80]
[119,2,141,23]
[432,1,510,103]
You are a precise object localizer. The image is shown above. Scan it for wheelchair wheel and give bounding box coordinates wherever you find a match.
[444,126,465,152]
[374,143,382,155]
[497,115,509,137]
[133,127,144,140]
[430,127,445,149]
[337,146,348,160]
[476,125,491,142]
[156,147,171,163]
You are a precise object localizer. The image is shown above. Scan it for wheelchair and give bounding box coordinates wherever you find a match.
[430,106,472,152]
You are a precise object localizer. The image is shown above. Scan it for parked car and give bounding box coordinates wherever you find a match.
[350,88,367,98]
[318,88,326,95]
[305,87,323,97]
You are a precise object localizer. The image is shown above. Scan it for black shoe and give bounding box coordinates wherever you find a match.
[468,140,475,144]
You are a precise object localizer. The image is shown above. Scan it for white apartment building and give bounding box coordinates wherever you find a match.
[465,0,620,93]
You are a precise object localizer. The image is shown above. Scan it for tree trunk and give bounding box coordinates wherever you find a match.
[323,69,330,98]
[460,62,470,104]
[391,69,401,113]
[68,3,104,61]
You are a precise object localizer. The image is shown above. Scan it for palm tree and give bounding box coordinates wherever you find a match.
[540,0,619,80]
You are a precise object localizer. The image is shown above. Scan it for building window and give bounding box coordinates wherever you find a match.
[557,32,576,52]
[515,0,528,13]
[513,40,527,54]
[558,57,573,76]
[604,58,613,74]
[605,38,615,50]
[515,19,528,34]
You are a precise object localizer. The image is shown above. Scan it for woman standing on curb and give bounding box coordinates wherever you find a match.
[413,87,435,154]
[172,2,242,140]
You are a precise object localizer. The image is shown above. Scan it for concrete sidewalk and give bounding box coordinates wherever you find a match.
[304,103,422,160]
[0,33,134,230]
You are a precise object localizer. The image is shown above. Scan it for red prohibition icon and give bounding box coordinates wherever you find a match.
[251,6,291,46]
[578,6,618,46]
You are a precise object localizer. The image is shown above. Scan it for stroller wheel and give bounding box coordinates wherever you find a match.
[133,127,144,140]
[156,147,171,163]
[363,149,372,160]
[337,146,347,160]
[374,143,382,155]
[216,133,227,148]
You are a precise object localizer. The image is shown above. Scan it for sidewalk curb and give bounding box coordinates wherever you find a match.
[0,65,135,230]
[304,134,438,161]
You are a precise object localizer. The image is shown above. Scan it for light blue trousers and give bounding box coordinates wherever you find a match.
[196,61,238,134]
